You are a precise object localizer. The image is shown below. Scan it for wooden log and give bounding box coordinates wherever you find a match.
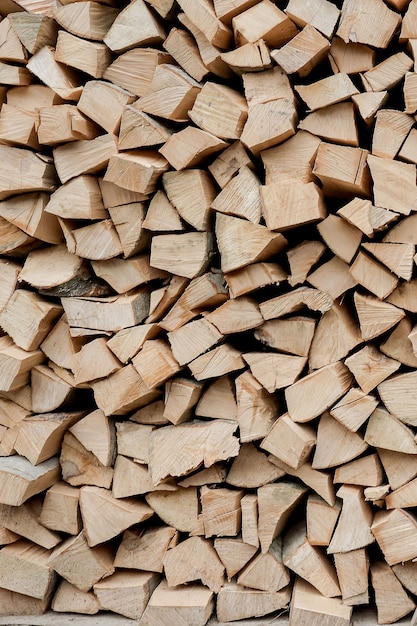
[195,375,237,421]
[163,27,209,82]
[26,45,83,100]
[77,80,134,136]
[53,134,118,184]
[257,481,307,553]
[232,0,298,48]
[201,485,243,537]
[271,24,330,77]
[163,535,224,592]
[220,40,271,74]
[0,500,60,549]
[60,432,113,489]
[240,98,297,155]
[104,151,169,195]
[334,453,383,487]
[8,12,57,54]
[365,406,417,454]
[237,539,290,592]
[317,214,362,264]
[337,197,398,238]
[287,240,325,287]
[329,37,375,74]
[0,103,39,150]
[148,419,239,485]
[371,561,415,624]
[0,61,32,86]
[140,580,214,626]
[178,464,226,488]
[289,577,352,626]
[0,587,50,616]
[160,126,226,171]
[214,538,257,579]
[368,154,417,215]
[306,494,341,547]
[362,242,414,281]
[216,581,291,623]
[55,30,112,78]
[336,0,400,48]
[380,317,417,367]
[372,109,414,159]
[188,344,245,381]
[39,482,81,536]
[0,539,56,600]
[260,413,315,469]
[261,129,320,185]
[299,102,358,146]
[163,378,203,425]
[150,232,214,279]
[48,530,114,592]
[378,447,417,491]
[0,455,59,506]
[0,192,63,245]
[241,493,259,547]
[51,580,100,615]
[103,48,170,97]
[255,316,316,357]
[334,549,369,606]
[176,0,232,49]
[114,525,178,573]
[312,411,368,469]
[296,73,358,111]
[308,256,358,299]
[261,181,325,231]
[112,455,159,498]
[327,485,374,554]
[362,52,413,92]
[227,442,285,489]
[91,364,159,417]
[243,352,306,393]
[69,409,115,467]
[269,457,336,506]
[0,146,55,200]
[72,337,121,385]
[62,292,149,332]
[225,262,287,298]
[235,370,278,442]
[392,561,417,597]
[30,365,74,413]
[371,508,417,565]
[354,292,405,341]
[118,107,172,152]
[94,571,160,620]
[378,370,417,427]
[385,476,417,509]
[313,142,371,198]
[285,0,340,38]
[189,81,247,140]
[53,2,119,41]
[344,345,400,394]
[104,0,164,52]
[309,303,362,370]
[0,336,44,392]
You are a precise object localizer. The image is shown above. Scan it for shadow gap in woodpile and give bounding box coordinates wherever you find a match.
[0,0,417,624]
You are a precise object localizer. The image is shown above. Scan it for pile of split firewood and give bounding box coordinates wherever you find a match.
[2,0,417,623]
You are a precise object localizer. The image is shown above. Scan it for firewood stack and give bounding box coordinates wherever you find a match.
[2,0,417,623]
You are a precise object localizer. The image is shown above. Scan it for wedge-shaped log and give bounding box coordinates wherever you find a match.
[307,495,341,547]
[72,338,122,385]
[177,0,232,49]
[0,587,50,616]
[227,443,285,489]
[140,580,214,626]
[257,481,307,553]
[240,98,297,155]
[285,0,340,39]
[62,292,149,332]
[363,242,414,281]
[31,365,75,413]
[237,538,290,592]
[0,146,55,200]
[214,538,257,579]
[317,214,362,264]
[259,286,332,320]
[160,126,225,171]
[392,561,417,597]
[103,47,170,96]
[271,24,329,77]
[261,181,325,232]
[269,458,335,506]
[151,232,214,279]
[299,102,358,146]
[220,39,271,75]
[386,476,417,509]
[378,370,417,427]
[309,303,362,370]
[188,344,245,381]
[334,453,383,487]
[380,317,417,368]
[132,339,181,388]
[312,412,368,469]
[195,375,237,421]
[0,500,60,549]
[60,432,113,489]
[372,508,417,565]
[91,365,159,416]
[232,0,298,48]
[0,540,56,601]
[189,81,247,140]
[8,12,57,55]
[163,169,216,231]
[52,580,100,615]
[345,345,400,395]
[368,154,417,215]
[365,406,417,454]
[69,409,115,467]
[378,448,417,491]
[261,414,315,470]
[217,582,291,623]
[115,525,178,573]
[149,419,239,485]
[372,561,415,624]
[0,456,59,506]
[362,52,413,92]
[241,493,259,547]
[283,523,341,597]
[77,80,134,135]
[55,31,112,79]
[163,536,224,593]
[334,549,369,606]
[48,530,114,592]
[53,134,117,184]
[336,0,400,48]
[289,577,352,626]
[163,27,209,82]
[201,486,243,538]
[104,151,169,196]
[39,482,81,536]
[338,197,398,238]
[285,362,353,423]
[53,2,119,41]
[327,485,374,554]
[146,487,200,534]
[354,292,405,341]
[308,256,358,300]
[38,104,98,146]
[313,142,371,197]
[255,316,315,357]
[295,73,358,111]
[262,130,320,185]
[119,107,172,151]
[244,352,306,393]
[94,570,159,621]
[236,370,278,442]
[167,318,222,366]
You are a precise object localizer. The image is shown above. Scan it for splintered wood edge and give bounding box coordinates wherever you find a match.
[0,608,411,625]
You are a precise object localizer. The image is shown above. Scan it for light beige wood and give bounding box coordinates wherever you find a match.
[0,259,19,312]
[235,370,277,442]
[178,464,226,488]
[118,107,171,152]
[299,102,358,146]
[313,142,371,198]
[257,482,307,553]
[77,80,134,135]
[150,232,214,279]
[306,494,341,547]
[225,262,287,298]
[384,213,417,244]
[107,324,160,364]
[352,91,389,126]
[399,127,417,164]
[309,303,362,370]
[205,296,262,335]
[261,181,325,232]
[255,316,316,357]
[53,2,119,41]
[55,31,111,79]
[296,73,358,111]
[362,52,413,92]
[201,485,243,537]
[48,531,114,592]
[60,431,113,489]
[372,109,414,158]
[336,0,400,48]
[53,134,118,184]
[334,549,369,606]
[0,500,60,549]
[19,245,83,290]
[220,40,271,74]
[354,291,405,341]
[62,292,150,332]
[345,345,400,394]
[371,561,415,624]
[241,493,259,547]
[8,12,57,55]
[387,278,417,312]
[363,242,414,281]
[91,255,166,294]
[287,240,325,287]
[188,344,245,381]
[108,202,150,259]
[177,0,232,49]
[208,141,253,189]
[214,538,257,579]
[211,166,261,224]
[72,337,121,384]
[365,407,417,454]
[40,315,82,371]
[94,571,159,620]
[260,286,333,321]
[163,535,224,592]
[30,365,74,413]
[0,540,56,601]
[337,197,398,238]
[132,339,181,388]
[334,453,383,487]
[189,81,247,140]
[244,352,306,393]
[0,61,31,86]
[387,317,417,366]
[372,508,417,565]
[213,0,259,24]
[38,105,98,146]
[227,442,284,489]
[104,0,164,52]
[237,539,290,592]
[91,364,159,417]
[140,580,213,626]
[308,255,358,299]
[0,336,44,392]
[261,129,321,185]
[115,525,177,572]
[195,375,237,421]
[27,46,83,101]
[0,104,39,150]
[163,378,203,425]
[103,48,170,97]
[260,413,315,469]
[0,146,55,200]
[217,581,290,623]
[115,422,154,464]
[148,419,239,485]
[272,24,329,77]
[39,482,81,536]
[289,577,352,625]
[142,190,183,232]
[52,580,100,615]
[271,457,336,506]
[240,98,297,155]
[312,411,368,469]
[0,192,62,245]
[233,0,298,47]
[283,522,341,597]
[69,409,115,467]
[327,485,374,553]
[163,169,216,231]
[160,126,225,171]
[378,447,417,491]
[368,154,417,215]
[392,561,417,597]
[104,151,168,195]
[386,476,417,509]
[163,27,209,82]
[145,487,200,534]
[378,370,417,427]
[285,0,340,38]
[329,37,375,74]
[0,587,50,616]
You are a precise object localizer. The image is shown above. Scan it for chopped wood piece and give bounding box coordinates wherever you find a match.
[115,525,177,572]
[189,81,247,140]
[261,413,315,469]
[309,303,362,370]
[334,549,369,606]
[237,539,290,592]
[313,142,371,198]
[142,190,184,232]
[91,255,166,294]
[283,522,341,597]
[270,458,335,506]
[48,530,114,592]
[399,127,417,164]
[91,364,159,417]
[132,339,181,388]
[149,419,239,485]
[108,202,149,259]
[260,287,333,321]
[26,45,83,101]
[206,296,263,334]
[60,432,113,489]
[236,370,278,442]
[39,317,79,371]
[296,73,358,111]
[150,232,214,279]
[345,345,400,394]
[220,40,271,74]
[368,154,417,215]
[213,0,260,24]
[55,31,112,79]
[0,455,59,506]
[8,12,57,54]
[52,580,100,615]
[62,292,149,332]
[0,587,50,616]
[372,508,417,566]
[285,362,353,423]
[94,570,159,620]
[104,0,164,52]
[164,536,224,592]
[201,486,243,537]
[177,0,232,49]
[163,27,209,82]
[119,107,171,152]
[178,464,226,488]
[327,485,374,553]
[308,255,358,299]
[195,375,237,421]
[116,422,154,464]
[244,352,306,393]
[233,0,298,48]
[77,81,134,136]
[0,146,55,200]
[146,486,200,534]
[0,103,39,150]
[272,24,330,78]
[225,262,287,298]
[287,240,326,287]
[337,197,398,238]
[53,2,118,40]
[241,494,259,547]
[352,90,389,126]
[0,500,60,549]
[103,48,170,97]
[362,52,413,92]
[211,166,261,224]
[372,561,415,624]
[381,317,417,368]
[261,181,325,231]
[392,561,417,596]
[330,388,378,432]
[19,245,82,291]
[209,141,253,189]
[258,481,307,553]
[69,410,115,467]
[160,126,226,171]
[329,37,375,74]
[0,540,56,601]
[354,292,405,341]
[217,581,290,623]
[378,370,417,427]
[372,109,414,159]
[39,482,81,536]
[240,98,297,155]
[387,279,417,312]
[255,316,316,357]
[80,485,153,547]
[289,578,352,626]
[0,336,44,392]
[227,442,285,489]
[140,580,214,626]
[188,344,245,381]
[365,407,417,454]
[299,102,358,146]
[163,378,203,425]
[363,242,414,280]
[285,0,340,38]
[261,130,320,185]
[163,169,216,231]
[312,411,368,469]
[307,494,341,547]
[337,0,400,48]
[53,134,118,184]
[0,259,19,312]
[104,151,169,195]
[386,476,417,509]
[0,192,63,245]
[167,318,222,366]
[45,177,106,221]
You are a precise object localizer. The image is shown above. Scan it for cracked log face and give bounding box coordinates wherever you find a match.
[1,0,417,624]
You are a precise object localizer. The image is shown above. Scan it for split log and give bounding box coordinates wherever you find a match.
[260,413,315,469]
[371,561,415,624]
[227,443,285,489]
[237,539,290,592]
[289,577,352,626]
[94,571,160,620]
[214,538,257,579]
[334,549,369,606]
[60,431,114,489]
[114,525,178,573]
[140,580,214,626]
[0,500,60,549]
[0,455,60,506]
[39,482,81,536]
[0,540,57,601]
[371,509,417,565]
[216,582,290,623]
[51,580,100,615]
[163,536,224,592]
[327,485,374,554]
[257,481,307,553]
[365,407,417,454]
[306,494,341,547]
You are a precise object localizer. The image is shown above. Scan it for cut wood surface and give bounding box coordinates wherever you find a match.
[2,1,417,625]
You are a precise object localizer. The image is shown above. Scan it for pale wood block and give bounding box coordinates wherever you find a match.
[217,582,291,623]
[226,262,287,298]
[345,345,400,395]
[261,130,321,185]
[0,540,57,601]
[365,406,417,455]
[0,500,60,549]
[211,165,261,224]
[140,580,214,626]
[296,73,358,111]
[337,197,398,238]
[8,12,57,55]
[378,370,417,427]
[114,525,178,572]
[354,292,405,341]
[240,98,297,155]
[371,561,415,624]
[39,482,81,536]
[208,141,253,188]
[0,456,60,506]
[334,549,369,606]
[233,0,298,48]
[312,412,368,470]
[299,102,358,146]
[189,81,248,139]
[94,571,159,620]
[330,388,378,432]
[163,535,224,592]
[289,578,352,626]
[0,145,55,200]
[163,27,209,82]
[257,482,307,553]
[261,181,325,231]
[327,485,374,554]
[177,0,232,49]
[53,134,118,184]
[0,104,39,150]
[236,370,277,443]
[237,539,290,592]
[307,494,341,547]
[313,142,371,198]
[27,46,82,101]
[201,485,243,537]
[214,539,257,578]
[51,580,100,615]
[60,432,113,489]
[55,31,112,78]
[103,48,170,97]
[150,232,214,279]
[362,52,413,92]
[309,303,362,370]
[336,0,400,48]
[329,37,375,74]
[146,486,200,534]
[220,40,271,74]
[104,151,169,195]
[378,447,417,490]
[160,126,226,171]
[53,2,119,41]
[163,378,203,425]
[285,0,339,38]
[91,365,159,417]
[271,24,330,77]
[372,508,417,565]
[261,413,315,469]
[244,352,306,393]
